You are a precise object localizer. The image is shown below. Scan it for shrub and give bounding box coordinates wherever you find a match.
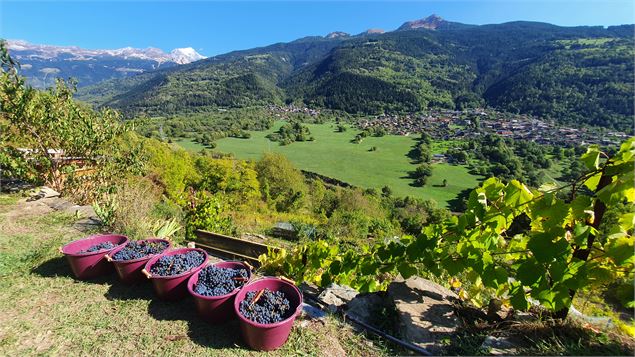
[255,153,307,212]
[185,192,236,239]
[324,208,372,241]
[195,156,260,202]
[143,139,199,201]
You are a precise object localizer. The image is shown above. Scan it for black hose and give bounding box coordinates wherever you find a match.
[302,292,433,356]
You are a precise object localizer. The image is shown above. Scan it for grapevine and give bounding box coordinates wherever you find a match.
[260,138,635,316]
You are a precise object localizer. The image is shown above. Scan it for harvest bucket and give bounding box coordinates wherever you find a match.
[233,277,303,351]
[187,261,253,323]
[142,247,208,301]
[105,238,172,284]
[60,234,128,280]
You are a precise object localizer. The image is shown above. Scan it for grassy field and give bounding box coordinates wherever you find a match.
[0,195,394,356]
[179,122,481,207]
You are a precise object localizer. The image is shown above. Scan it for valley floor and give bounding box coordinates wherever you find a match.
[180,122,481,207]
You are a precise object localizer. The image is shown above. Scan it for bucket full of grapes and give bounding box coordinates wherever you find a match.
[105,238,171,284]
[187,261,252,323]
[59,234,128,280]
[233,277,303,351]
[142,247,208,300]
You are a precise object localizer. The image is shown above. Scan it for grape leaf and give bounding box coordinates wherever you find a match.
[442,257,465,276]
[398,262,418,279]
[510,283,529,310]
[580,146,601,170]
[527,229,566,263]
[517,258,545,286]
[583,173,602,191]
[504,180,534,210]
[329,260,342,275]
[482,265,508,288]
[605,237,635,265]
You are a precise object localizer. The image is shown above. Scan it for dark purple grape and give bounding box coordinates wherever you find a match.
[78,241,116,254]
[149,250,205,276]
[239,288,291,324]
[112,240,169,261]
[194,265,248,296]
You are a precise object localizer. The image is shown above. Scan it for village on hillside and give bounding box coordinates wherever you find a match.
[266,105,630,147]
[357,110,630,147]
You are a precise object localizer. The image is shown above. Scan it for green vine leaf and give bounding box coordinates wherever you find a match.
[580,145,601,170]
[398,262,418,279]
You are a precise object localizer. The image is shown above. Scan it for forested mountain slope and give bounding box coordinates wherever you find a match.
[76,18,635,132]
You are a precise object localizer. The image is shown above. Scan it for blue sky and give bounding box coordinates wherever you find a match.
[1,1,633,56]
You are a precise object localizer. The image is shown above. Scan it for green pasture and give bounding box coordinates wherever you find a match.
[178,122,481,207]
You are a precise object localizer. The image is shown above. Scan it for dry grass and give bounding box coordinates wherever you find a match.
[444,305,635,356]
[106,178,163,239]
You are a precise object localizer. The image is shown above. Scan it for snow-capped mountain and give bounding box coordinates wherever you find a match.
[6,40,207,88]
[169,47,207,64]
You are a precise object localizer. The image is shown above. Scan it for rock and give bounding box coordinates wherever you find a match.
[480,336,521,355]
[487,298,510,321]
[74,205,96,219]
[387,277,461,354]
[41,197,98,219]
[299,281,321,297]
[43,197,75,211]
[346,292,387,325]
[318,284,359,312]
[28,186,60,200]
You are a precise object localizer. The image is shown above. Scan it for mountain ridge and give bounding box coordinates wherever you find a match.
[30,16,634,132]
[6,40,206,88]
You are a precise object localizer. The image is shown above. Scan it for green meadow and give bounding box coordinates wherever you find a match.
[178,122,482,207]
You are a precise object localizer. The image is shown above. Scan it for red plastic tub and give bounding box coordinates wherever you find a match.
[60,234,128,280]
[233,277,303,351]
[106,238,171,284]
[187,261,252,323]
[142,247,208,301]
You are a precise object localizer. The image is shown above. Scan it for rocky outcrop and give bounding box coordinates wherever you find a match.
[387,277,462,354]
[398,14,447,30]
[318,283,359,312]
[361,28,385,35]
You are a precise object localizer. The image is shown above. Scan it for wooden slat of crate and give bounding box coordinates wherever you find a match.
[193,242,261,267]
[192,230,279,267]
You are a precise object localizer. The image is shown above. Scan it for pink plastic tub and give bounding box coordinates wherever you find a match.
[233,277,303,351]
[187,261,252,323]
[142,248,208,301]
[60,234,128,280]
[106,238,171,284]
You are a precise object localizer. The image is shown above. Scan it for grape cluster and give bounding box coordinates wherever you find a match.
[239,288,291,324]
[78,241,116,254]
[193,266,248,296]
[112,240,169,261]
[149,251,205,276]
